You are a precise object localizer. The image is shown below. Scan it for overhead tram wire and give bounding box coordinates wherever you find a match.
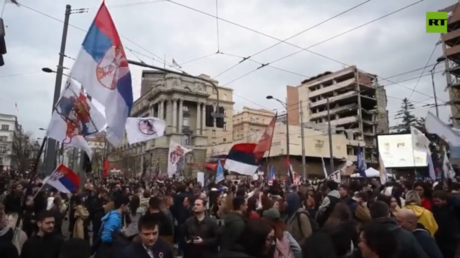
[166,0,443,103]
[219,52,446,86]
[220,1,425,86]
[212,0,371,79]
[407,0,460,101]
[23,2,445,110]
[47,48,445,119]
[19,3,176,69]
[179,52,219,66]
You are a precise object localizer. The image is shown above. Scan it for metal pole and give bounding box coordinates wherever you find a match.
[299,100,307,179]
[126,60,224,119]
[285,110,293,182]
[28,136,47,185]
[45,4,71,176]
[430,70,440,117]
[327,97,334,173]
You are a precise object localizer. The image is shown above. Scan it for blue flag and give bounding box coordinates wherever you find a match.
[215,160,225,183]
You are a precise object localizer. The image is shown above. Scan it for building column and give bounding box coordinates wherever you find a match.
[158,100,164,120]
[201,103,206,135]
[172,99,177,133]
[166,100,172,133]
[178,99,183,133]
[196,102,201,135]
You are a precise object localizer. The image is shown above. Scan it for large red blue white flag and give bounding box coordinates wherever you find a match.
[46,78,106,158]
[71,2,133,147]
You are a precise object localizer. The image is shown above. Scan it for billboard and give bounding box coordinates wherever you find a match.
[377,134,427,168]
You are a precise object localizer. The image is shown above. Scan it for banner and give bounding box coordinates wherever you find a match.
[167,142,192,178]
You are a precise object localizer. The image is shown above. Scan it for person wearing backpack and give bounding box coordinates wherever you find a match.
[285,192,314,244]
[93,195,130,258]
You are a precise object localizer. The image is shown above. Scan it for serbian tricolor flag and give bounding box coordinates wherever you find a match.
[224,143,259,176]
[44,164,80,193]
[253,113,277,160]
[71,2,133,147]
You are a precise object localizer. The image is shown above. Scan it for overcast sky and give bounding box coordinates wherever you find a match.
[0,0,456,138]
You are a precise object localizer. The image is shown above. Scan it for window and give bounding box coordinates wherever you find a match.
[182,106,188,112]
[0,145,6,153]
[223,94,227,101]
[1,125,8,131]
[0,136,6,142]
[183,135,191,145]
[212,130,216,137]
[183,117,189,126]
[212,88,217,94]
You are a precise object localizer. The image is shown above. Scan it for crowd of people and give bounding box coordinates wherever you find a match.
[0,173,459,258]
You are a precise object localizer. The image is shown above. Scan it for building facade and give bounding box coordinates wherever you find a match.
[439,4,460,128]
[286,66,389,163]
[233,107,275,142]
[122,71,234,174]
[0,113,22,170]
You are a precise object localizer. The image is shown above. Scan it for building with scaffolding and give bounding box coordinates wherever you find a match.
[439,4,460,127]
[286,66,389,164]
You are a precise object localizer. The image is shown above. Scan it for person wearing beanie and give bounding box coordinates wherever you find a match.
[263,208,302,258]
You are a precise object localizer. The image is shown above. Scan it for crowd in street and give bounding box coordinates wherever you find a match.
[0,173,459,258]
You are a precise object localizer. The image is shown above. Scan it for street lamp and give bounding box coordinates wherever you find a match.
[431,56,447,118]
[42,67,53,73]
[266,95,293,182]
[42,67,71,77]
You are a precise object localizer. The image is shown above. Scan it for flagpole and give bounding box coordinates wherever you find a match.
[412,146,417,178]
[1,1,7,18]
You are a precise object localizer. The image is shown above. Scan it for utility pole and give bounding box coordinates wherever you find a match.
[299,100,307,179]
[285,110,293,182]
[44,4,71,176]
[327,97,334,173]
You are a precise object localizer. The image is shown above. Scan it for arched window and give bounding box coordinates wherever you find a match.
[223,94,227,100]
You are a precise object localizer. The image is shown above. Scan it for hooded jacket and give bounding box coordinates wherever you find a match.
[413,223,444,258]
[100,210,122,243]
[375,218,429,258]
[404,204,438,236]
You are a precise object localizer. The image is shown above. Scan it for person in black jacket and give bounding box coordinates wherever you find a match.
[3,183,23,227]
[183,198,219,258]
[395,209,443,258]
[145,196,174,244]
[369,201,428,258]
[20,210,64,258]
[118,214,173,258]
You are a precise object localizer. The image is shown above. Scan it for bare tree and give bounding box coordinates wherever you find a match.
[9,131,39,173]
[109,150,136,173]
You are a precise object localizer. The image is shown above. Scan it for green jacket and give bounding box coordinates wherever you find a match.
[219,211,246,251]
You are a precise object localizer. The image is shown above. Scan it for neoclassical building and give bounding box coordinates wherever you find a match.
[122,71,234,175]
